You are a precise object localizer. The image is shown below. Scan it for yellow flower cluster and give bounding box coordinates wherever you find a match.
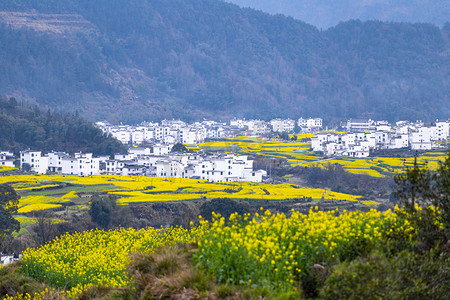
[0,166,17,172]
[3,288,69,300]
[21,226,194,296]
[196,207,411,290]
[17,203,62,213]
[16,195,66,213]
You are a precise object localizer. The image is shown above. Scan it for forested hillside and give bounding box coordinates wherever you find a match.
[0,95,126,155]
[226,0,449,29]
[0,0,448,123]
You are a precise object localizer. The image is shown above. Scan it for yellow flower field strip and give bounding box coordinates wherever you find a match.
[19,195,69,207]
[60,191,78,199]
[343,168,385,178]
[110,181,362,203]
[14,215,65,226]
[0,166,17,172]
[21,227,194,296]
[18,204,63,213]
[15,184,60,191]
[361,200,380,206]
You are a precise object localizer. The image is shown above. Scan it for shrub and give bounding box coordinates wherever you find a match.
[320,250,450,300]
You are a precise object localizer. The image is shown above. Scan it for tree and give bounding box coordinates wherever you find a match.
[393,151,450,251]
[433,152,450,228]
[394,151,450,226]
[171,143,189,153]
[199,198,250,222]
[394,156,434,210]
[0,184,20,243]
[32,213,57,246]
[89,195,116,228]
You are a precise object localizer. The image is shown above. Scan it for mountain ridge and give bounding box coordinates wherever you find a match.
[0,0,448,123]
[225,0,450,29]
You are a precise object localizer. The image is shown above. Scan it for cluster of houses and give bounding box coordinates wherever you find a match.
[4,118,448,180]
[18,148,267,183]
[96,117,323,145]
[312,119,450,157]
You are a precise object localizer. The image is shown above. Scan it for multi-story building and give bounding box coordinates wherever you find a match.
[20,150,49,174]
[0,151,15,168]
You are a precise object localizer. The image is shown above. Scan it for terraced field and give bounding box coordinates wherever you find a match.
[197,136,448,177]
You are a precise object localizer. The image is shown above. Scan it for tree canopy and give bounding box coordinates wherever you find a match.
[0,185,20,242]
[0,95,127,156]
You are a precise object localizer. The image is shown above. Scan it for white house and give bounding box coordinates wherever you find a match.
[48,152,69,173]
[346,141,370,158]
[128,147,152,158]
[153,144,172,156]
[298,118,322,131]
[20,150,49,174]
[0,254,21,266]
[103,160,126,175]
[61,153,100,176]
[410,128,433,150]
[346,119,374,132]
[434,121,449,141]
[110,127,132,144]
[0,151,15,167]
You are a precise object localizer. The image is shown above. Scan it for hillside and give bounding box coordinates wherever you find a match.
[0,95,126,156]
[0,0,448,123]
[225,0,449,29]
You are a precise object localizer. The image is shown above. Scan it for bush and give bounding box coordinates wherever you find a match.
[199,198,250,222]
[0,263,43,298]
[320,250,450,300]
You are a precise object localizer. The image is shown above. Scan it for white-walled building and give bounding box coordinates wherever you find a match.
[20,151,49,174]
[346,119,374,132]
[61,153,100,176]
[298,118,323,131]
[48,152,68,173]
[270,118,296,133]
[0,151,15,167]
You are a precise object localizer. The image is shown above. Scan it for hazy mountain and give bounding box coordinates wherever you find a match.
[0,0,448,123]
[225,0,449,29]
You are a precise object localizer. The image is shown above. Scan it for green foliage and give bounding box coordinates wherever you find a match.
[199,198,250,222]
[0,185,20,241]
[0,262,45,299]
[394,151,450,229]
[320,251,450,300]
[171,143,189,153]
[0,96,126,156]
[89,196,117,228]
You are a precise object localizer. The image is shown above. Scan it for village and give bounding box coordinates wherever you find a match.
[0,118,448,184]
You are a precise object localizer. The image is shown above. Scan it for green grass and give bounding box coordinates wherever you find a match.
[22,184,117,196]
